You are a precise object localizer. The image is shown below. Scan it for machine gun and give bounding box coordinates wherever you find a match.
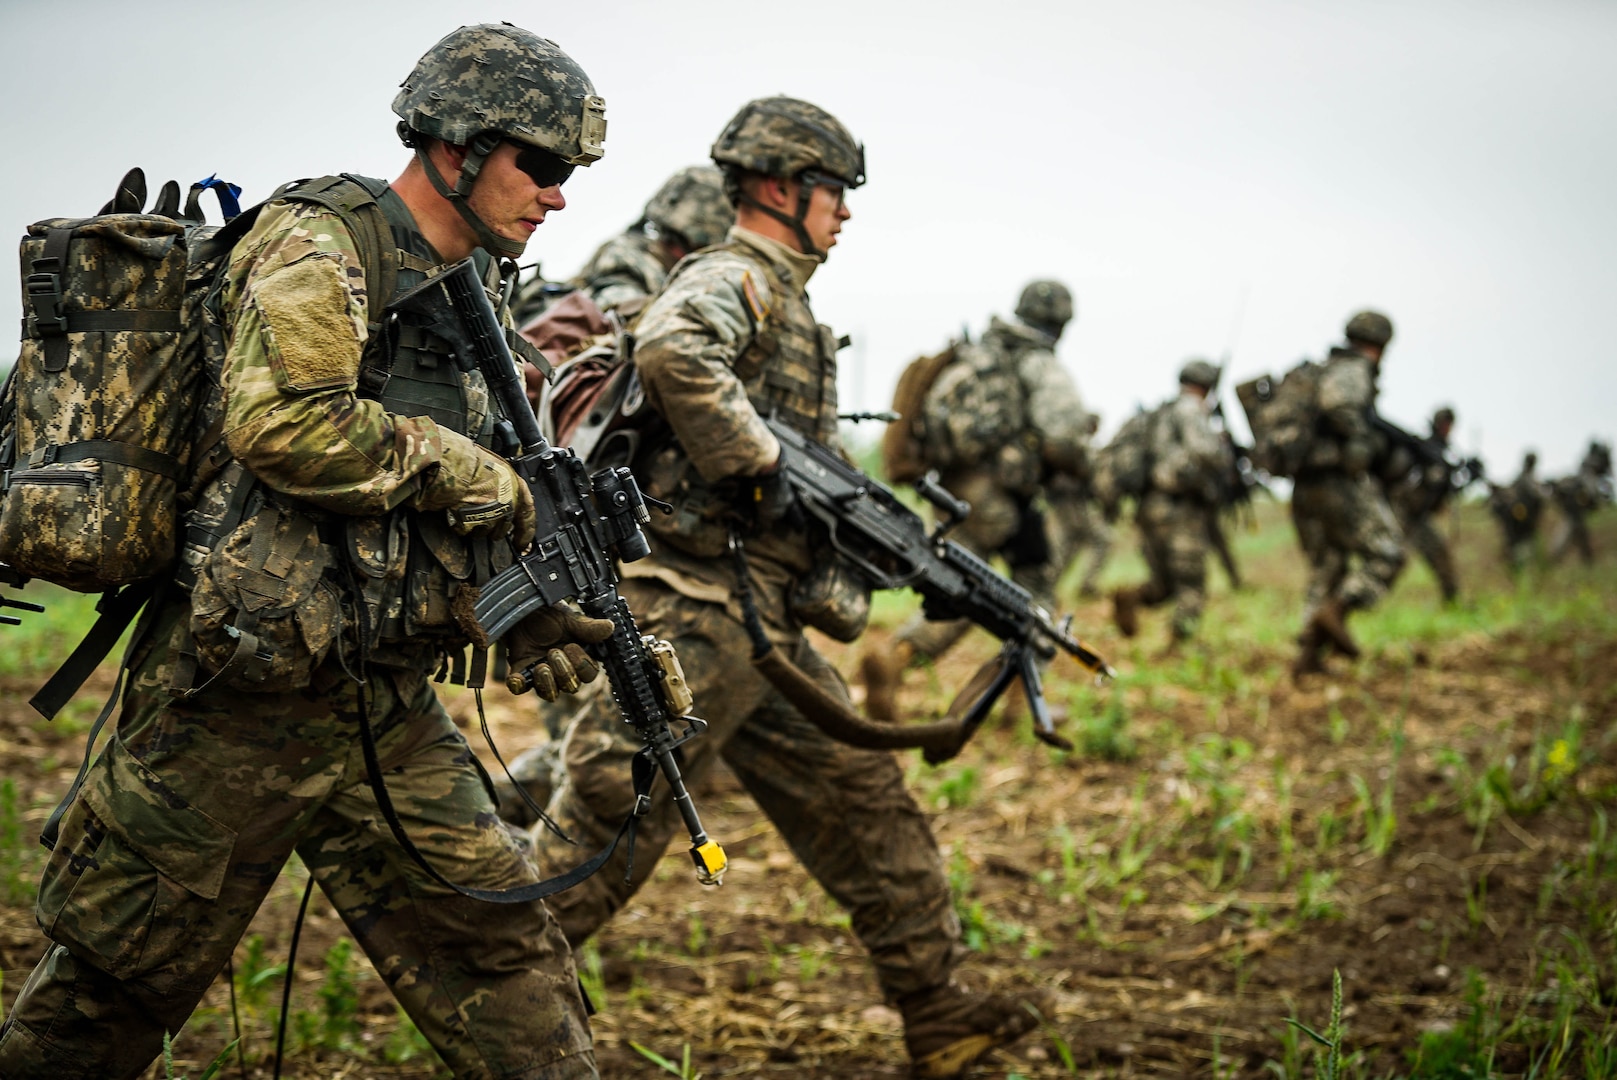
[0,562,43,626]
[389,258,725,889]
[1372,412,1486,516]
[765,418,1112,759]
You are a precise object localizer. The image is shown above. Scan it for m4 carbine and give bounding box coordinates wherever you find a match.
[389,258,725,888]
[766,417,1112,758]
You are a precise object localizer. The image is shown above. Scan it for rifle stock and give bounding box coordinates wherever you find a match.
[388,258,725,887]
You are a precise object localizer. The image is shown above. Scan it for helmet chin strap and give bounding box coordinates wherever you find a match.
[741,172,823,258]
[416,133,527,260]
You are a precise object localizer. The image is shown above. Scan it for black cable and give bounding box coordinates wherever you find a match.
[272,873,317,1080]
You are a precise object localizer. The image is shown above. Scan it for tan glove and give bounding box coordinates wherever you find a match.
[444,443,536,543]
[505,603,617,701]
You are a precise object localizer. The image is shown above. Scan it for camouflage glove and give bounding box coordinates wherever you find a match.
[723,465,805,537]
[444,443,537,543]
[504,603,617,701]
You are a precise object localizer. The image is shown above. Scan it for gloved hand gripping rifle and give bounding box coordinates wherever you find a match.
[389,258,725,888]
[757,418,1113,764]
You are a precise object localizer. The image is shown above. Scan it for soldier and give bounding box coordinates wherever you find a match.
[0,25,616,1079]
[1490,450,1547,573]
[1110,360,1233,649]
[862,279,1098,722]
[1549,440,1613,564]
[1290,310,1407,677]
[532,97,1050,1078]
[513,165,733,324]
[1389,406,1462,602]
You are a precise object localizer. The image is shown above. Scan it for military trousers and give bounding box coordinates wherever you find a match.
[1043,485,1113,598]
[537,576,964,1000]
[1135,491,1211,639]
[1291,472,1406,623]
[1395,507,1458,600]
[0,600,595,1080]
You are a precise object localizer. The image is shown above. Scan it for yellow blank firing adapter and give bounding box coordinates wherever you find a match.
[692,840,727,886]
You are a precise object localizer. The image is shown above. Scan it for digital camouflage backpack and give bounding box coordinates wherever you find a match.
[1236,359,1322,479]
[1,168,399,723]
[880,343,957,484]
[920,339,1028,473]
[1092,404,1161,515]
[1,169,252,593]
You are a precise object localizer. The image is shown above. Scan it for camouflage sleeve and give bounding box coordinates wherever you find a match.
[219,202,489,516]
[1018,347,1093,473]
[1316,356,1374,442]
[632,251,780,482]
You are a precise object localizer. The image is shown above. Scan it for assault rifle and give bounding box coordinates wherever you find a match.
[390,258,726,889]
[1372,412,1485,516]
[0,562,42,626]
[766,417,1113,755]
[1371,412,1447,469]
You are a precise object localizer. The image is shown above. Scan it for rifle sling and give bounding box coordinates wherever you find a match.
[727,531,973,763]
[354,673,653,904]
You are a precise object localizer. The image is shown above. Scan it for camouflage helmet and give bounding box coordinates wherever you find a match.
[394,23,606,164]
[711,96,866,189]
[393,24,606,258]
[1014,279,1075,336]
[710,96,865,258]
[644,166,734,252]
[1344,309,1394,347]
[1179,358,1222,390]
[1432,406,1456,431]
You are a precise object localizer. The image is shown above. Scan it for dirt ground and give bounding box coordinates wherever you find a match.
[2,504,1614,1078]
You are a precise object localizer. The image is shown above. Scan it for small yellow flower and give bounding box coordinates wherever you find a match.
[1542,739,1575,784]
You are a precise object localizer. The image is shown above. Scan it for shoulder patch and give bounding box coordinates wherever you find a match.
[740,270,769,325]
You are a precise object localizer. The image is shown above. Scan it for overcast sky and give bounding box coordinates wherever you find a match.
[3,0,1612,475]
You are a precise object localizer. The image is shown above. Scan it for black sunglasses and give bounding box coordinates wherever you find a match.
[511,143,576,189]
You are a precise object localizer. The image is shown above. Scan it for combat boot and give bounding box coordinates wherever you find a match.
[861,641,914,723]
[1291,624,1326,680]
[1310,598,1360,660]
[1111,587,1141,638]
[899,979,1054,1078]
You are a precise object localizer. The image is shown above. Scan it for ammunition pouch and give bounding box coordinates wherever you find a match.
[788,549,871,642]
[187,500,343,693]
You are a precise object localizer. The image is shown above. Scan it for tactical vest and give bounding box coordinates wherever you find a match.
[181,175,515,685]
[640,237,841,562]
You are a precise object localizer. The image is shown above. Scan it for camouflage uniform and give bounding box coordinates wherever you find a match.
[569,228,671,315]
[894,297,1095,660]
[537,221,964,998]
[0,24,606,1080]
[1549,441,1613,565]
[1290,318,1406,665]
[1115,365,1231,643]
[1490,453,1546,572]
[1389,413,1460,601]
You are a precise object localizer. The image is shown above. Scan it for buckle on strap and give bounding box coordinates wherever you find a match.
[25,258,65,337]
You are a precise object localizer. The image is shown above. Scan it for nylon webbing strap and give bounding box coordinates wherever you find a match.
[356,680,651,903]
[33,228,74,372]
[31,439,183,481]
[29,580,156,720]
[37,580,167,852]
[59,310,182,334]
